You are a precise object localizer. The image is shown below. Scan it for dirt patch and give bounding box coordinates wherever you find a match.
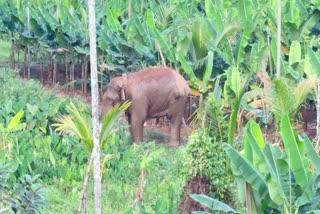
[179,176,212,213]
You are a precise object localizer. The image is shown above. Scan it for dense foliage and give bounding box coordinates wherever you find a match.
[0,68,188,213]
[0,68,88,183]
[1,0,320,213]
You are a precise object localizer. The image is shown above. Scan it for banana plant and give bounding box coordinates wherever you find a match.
[223,116,320,213]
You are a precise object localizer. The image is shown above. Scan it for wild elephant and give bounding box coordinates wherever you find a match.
[101,66,191,146]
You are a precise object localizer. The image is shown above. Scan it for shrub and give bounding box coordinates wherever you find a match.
[180,128,233,213]
[0,164,47,213]
[184,128,232,200]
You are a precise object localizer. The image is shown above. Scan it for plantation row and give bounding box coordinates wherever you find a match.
[1,0,319,94]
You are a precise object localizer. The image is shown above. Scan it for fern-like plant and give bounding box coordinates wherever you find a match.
[271,77,316,122]
[52,101,131,151]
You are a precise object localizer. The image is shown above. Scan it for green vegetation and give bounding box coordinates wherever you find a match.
[1,0,320,213]
[193,116,320,213]
[0,68,187,213]
[0,40,10,63]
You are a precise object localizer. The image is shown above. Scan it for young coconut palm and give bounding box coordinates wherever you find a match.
[52,101,130,213]
[53,101,130,151]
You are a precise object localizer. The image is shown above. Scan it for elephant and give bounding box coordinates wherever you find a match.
[101,66,191,146]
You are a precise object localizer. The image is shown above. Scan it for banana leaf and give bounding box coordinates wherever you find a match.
[152,28,175,63]
[245,122,288,206]
[200,51,213,93]
[280,114,312,188]
[263,144,290,206]
[223,143,269,199]
[289,41,301,66]
[307,48,320,77]
[190,194,238,213]
[296,173,320,207]
[177,54,198,89]
[303,135,320,172]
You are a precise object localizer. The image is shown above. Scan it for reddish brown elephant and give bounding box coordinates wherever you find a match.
[101,66,191,146]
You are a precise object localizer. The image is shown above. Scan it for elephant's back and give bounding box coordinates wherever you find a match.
[127,66,190,98]
[128,66,175,81]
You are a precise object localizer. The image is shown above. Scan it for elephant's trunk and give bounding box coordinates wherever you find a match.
[101,103,113,118]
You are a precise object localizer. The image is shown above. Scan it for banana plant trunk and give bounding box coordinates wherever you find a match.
[10,33,15,69]
[40,60,44,85]
[65,56,69,90]
[70,55,75,92]
[53,55,57,85]
[24,47,27,78]
[48,53,53,87]
[82,56,88,97]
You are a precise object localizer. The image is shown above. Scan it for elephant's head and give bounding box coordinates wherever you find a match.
[101,75,127,117]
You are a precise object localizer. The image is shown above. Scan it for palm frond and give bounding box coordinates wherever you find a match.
[100,101,131,146]
[294,75,317,107]
[52,102,93,151]
[53,101,130,151]
[270,79,297,122]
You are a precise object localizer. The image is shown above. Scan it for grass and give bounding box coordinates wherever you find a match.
[43,144,186,213]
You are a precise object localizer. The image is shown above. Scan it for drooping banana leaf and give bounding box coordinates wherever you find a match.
[223,143,269,199]
[153,28,175,63]
[190,194,238,213]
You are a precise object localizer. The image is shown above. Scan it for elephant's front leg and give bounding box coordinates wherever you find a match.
[130,113,145,144]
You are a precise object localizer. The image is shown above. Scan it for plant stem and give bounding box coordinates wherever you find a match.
[77,154,93,214]
[246,182,252,214]
[228,97,241,147]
